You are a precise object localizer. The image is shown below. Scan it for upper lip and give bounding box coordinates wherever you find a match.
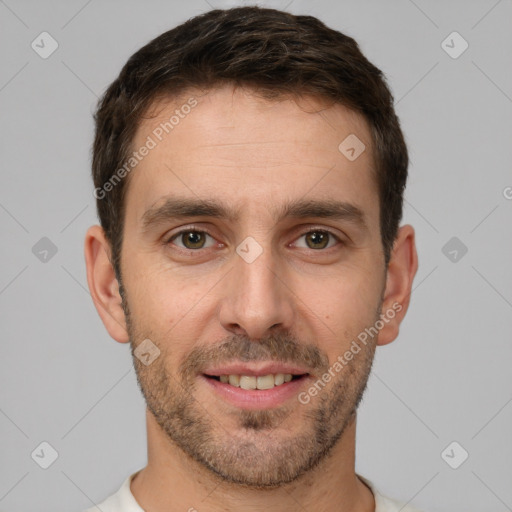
[202,362,311,377]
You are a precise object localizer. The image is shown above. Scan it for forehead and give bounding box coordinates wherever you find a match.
[125,85,379,229]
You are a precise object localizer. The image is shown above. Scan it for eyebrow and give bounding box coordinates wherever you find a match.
[141,196,367,231]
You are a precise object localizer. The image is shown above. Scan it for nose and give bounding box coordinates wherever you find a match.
[218,244,295,341]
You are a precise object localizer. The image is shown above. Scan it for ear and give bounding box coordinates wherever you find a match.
[377,224,418,346]
[84,225,129,343]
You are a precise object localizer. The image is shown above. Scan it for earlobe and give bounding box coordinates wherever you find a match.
[84,225,130,344]
[377,224,418,346]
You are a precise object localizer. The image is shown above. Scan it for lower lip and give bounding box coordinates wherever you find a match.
[201,375,309,410]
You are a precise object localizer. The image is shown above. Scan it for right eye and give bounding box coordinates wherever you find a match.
[167,229,217,250]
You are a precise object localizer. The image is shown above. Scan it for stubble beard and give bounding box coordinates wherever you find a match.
[121,287,378,488]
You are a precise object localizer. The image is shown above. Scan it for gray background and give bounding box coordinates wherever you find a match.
[1,0,511,511]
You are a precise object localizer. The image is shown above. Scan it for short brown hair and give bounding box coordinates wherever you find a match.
[92,6,408,278]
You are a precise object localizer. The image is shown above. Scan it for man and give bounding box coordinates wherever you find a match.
[84,6,420,512]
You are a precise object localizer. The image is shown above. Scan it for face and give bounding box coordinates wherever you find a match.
[119,85,387,487]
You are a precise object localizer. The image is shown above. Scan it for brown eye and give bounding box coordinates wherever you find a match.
[169,230,214,250]
[295,230,339,250]
[306,231,329,249]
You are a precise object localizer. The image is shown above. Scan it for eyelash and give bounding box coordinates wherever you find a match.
[165,226,343,252]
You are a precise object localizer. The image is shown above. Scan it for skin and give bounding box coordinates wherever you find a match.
[85,84,418,512]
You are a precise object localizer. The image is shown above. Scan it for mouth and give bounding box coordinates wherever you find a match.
[200,364,312,409]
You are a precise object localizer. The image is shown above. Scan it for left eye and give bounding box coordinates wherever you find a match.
[294,230,339,250]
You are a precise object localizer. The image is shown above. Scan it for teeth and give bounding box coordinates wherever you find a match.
[240,376,257,390]
[274,373,285,386]
[228,375,240,387]
[256,374,274,390]
[218,373,296,389]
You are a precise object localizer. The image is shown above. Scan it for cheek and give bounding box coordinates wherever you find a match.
[299,270,382,350]
[125,262,211,337]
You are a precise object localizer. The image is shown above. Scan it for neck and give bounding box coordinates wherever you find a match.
[131,409,375,512]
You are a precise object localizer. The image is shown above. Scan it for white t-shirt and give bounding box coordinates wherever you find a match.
[83,470,424,512]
